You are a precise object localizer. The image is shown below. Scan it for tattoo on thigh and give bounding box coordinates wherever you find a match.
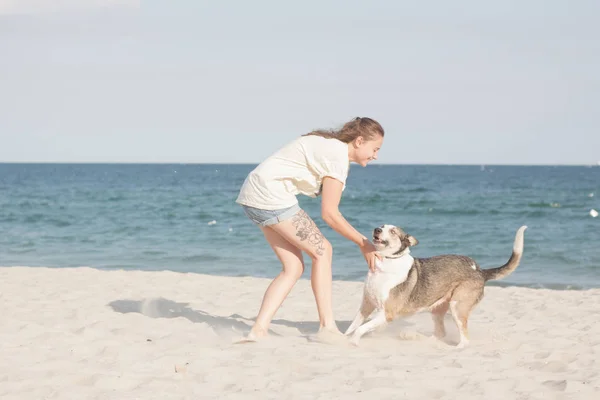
[292,210,325,256]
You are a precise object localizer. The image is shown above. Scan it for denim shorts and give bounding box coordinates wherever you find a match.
[241,203,301,227]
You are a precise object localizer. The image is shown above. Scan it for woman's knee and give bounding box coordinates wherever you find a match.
[309,237,332,262]
[282,261,305,280]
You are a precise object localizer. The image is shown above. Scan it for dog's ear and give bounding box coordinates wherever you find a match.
[407,235,419,247]
[392,226,407,237]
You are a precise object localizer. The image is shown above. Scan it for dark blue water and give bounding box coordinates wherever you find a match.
[1,163,598,289]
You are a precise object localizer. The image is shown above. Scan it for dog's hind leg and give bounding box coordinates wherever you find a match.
[449,284,484,348]
[344,296,375,336]
[431,301,450,339]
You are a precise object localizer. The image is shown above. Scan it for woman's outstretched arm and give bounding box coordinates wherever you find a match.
[320,177,381,271]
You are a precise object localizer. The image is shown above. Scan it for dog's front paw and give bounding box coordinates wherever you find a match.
[349,335,361,347]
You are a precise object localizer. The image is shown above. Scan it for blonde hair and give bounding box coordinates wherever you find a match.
[302,117,384,143]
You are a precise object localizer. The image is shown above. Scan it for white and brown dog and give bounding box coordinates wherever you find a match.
[345,224,527,347]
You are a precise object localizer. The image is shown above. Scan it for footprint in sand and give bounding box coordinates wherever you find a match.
[534,351,551,359]
[427,389,446,399]
[540,361,568,373]
[542,380,567,391]
[560,353,579,363]
[445,360,463,368]
[396,331,429,341]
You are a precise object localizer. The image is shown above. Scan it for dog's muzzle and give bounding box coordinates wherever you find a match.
[373,229,387,245]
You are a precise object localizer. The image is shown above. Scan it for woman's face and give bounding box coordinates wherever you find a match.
[352,135,383,167]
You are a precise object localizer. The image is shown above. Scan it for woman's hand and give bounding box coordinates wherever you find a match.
[360,240,382,272]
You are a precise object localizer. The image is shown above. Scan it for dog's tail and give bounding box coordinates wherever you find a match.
[482,226,527,281]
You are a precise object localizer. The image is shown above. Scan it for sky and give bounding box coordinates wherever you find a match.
[0,0,598,165]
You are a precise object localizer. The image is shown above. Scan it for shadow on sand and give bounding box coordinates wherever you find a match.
[108,297,422,339]
[108,297,350,336]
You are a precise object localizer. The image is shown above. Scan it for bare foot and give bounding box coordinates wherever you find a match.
[349,334,361,347]
[233,335,259,344]
[309,327,348,345]
[233,326,268,344]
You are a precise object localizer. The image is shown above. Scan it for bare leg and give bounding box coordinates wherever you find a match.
[345,296,376,336]
[244,226,305,340]
[270,209,340,333]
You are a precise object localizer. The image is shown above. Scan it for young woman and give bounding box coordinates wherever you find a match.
[236,117,384,340]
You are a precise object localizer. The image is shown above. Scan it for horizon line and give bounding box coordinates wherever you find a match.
[1,161,599,167]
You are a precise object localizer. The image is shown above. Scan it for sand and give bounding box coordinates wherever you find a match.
[1,266,599,399]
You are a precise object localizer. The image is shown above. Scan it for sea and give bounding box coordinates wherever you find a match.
[1,163,599,290]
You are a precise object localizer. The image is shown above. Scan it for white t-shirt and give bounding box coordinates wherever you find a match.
[236,135,350,210]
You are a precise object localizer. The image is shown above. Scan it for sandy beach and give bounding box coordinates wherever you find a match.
[1,266,599,399]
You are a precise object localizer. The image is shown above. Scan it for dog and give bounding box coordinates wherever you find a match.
[344,224,527,347]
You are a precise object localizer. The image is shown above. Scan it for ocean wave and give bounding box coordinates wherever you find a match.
[181,254,221,263]
[0,213,18,223]
[23,213,45,223]
[485,281,587,291]
[528,201,563,208]
[425,208,502,216]
[142,250,168,256]
[114,226,147,234]
[21,214,73,227]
